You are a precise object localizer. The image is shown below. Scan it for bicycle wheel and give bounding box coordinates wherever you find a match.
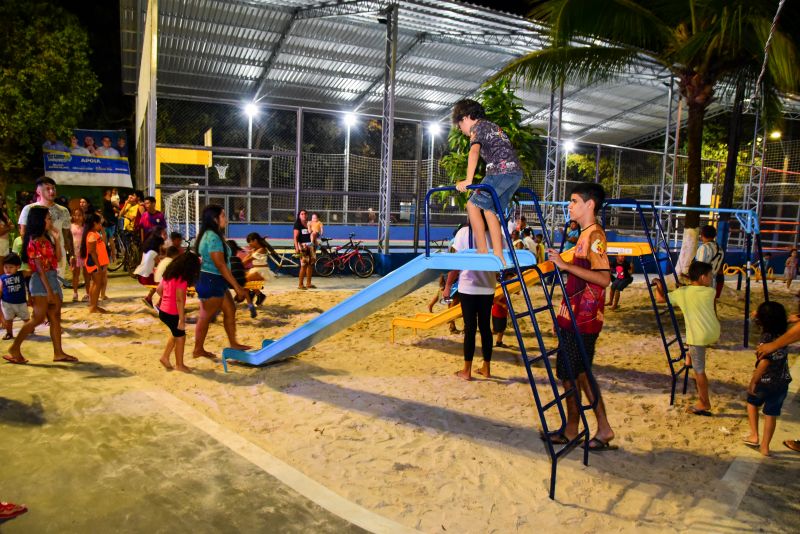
[107,234,126,271]
[314,254,335,277]
[349,253,374,278]
[126,241,142,276]
[357,246,375,265]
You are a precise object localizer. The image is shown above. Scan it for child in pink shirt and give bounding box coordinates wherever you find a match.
[156,251,201,373]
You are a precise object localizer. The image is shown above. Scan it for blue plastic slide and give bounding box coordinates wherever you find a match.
[222,250,536,370]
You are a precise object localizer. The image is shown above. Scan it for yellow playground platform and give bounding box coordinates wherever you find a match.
[390,242,653,341]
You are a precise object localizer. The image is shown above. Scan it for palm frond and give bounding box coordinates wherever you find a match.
[529,0,672,52]
[492,46,653,89]
[752,18,800,94]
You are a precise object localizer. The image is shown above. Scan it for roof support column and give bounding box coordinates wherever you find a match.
[542,84,563,235]
[745,97,767,242]
[295,107,303,214]
[378,4,398,254]
[659,76,681,242]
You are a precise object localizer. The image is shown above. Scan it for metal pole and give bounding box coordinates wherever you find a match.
[247,115,253,221]
[377,5,398,255]
[343,123,351,224]
[594,144,601,183]
[413,122,423,254]
[295,107,303,215]
[744,231,753,347]
[184,190,189,242]
[428,131,435,190]
[268,157,273,224]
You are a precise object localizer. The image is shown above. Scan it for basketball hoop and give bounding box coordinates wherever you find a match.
[214,163,229,180]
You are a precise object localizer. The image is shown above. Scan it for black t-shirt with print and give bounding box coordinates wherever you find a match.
[469,120,520,176]
[294,220,311,244]
[757,332,792,390]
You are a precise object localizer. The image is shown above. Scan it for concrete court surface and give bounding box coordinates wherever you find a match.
[0,337,368,533]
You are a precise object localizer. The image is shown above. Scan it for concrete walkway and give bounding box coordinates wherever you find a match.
[1,334,381,532]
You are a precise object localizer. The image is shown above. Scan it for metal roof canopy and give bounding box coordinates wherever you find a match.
[117,0,723,146]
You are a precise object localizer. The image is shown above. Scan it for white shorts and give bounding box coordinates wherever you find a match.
[248,266,274,281]
[2,301,30,322]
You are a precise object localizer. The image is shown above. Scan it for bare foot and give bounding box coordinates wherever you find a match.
[759,447,771,457]
[193,350,217,359]
[53,354,79,362]
[89,307,109,314]
[159,358,173,370]
[229,343,252,351]
[427,304,434,313]
[475,364,491,378]
[175,365,193,373]
[455,370,472,381]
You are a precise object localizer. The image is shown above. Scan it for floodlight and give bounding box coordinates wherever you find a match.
[429,123,441,136]
[344,113,357,127]
[769,130,782,140]
[563,140,575,152]
[244,102,259,118]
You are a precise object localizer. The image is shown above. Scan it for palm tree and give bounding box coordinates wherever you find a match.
[496,0,798,269]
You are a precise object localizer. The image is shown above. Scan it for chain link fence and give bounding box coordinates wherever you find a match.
[155,98,799,249]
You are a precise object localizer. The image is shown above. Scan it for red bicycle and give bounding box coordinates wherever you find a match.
[314,234,375,278]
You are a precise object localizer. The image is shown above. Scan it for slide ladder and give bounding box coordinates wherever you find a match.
[426,186,597,500]
[603,200,688,405]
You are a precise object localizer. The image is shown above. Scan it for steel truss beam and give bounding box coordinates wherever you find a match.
[254,11,299,102]
[659,77,679,235]
[353,32,425,111]
[542,85,564,233]
[571,93,667,140]
[296,0,387,20]
[378,4,398,254]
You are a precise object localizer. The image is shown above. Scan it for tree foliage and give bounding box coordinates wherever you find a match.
[0,1,100,171]
[494,0,799,228]
[439,77,542,207]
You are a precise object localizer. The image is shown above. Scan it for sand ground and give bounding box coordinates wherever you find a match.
[2,269,799,533]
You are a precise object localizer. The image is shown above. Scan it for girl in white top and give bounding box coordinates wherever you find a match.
[243,233,275,282]
[443,224,498,381]
[242,233,274,315]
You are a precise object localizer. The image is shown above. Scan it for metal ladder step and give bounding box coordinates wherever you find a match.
[526,347,559,365]
[541,388,578,412]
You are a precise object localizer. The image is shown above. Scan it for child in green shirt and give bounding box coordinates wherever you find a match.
[670,261,721,416]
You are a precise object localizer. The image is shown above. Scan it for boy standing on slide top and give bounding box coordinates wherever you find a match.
[547,183,616,451]
[453,99,523,266]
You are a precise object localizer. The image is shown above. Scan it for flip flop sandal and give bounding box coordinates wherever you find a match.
[539,430,570,445]
[686,406,713,416]
[3,355,28,364]
[743,440,760,449]
[2,333,13,340]
[587,437,619,452]
[783,440,800,452]
[53,355,79,363]
[0,501,28,520]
